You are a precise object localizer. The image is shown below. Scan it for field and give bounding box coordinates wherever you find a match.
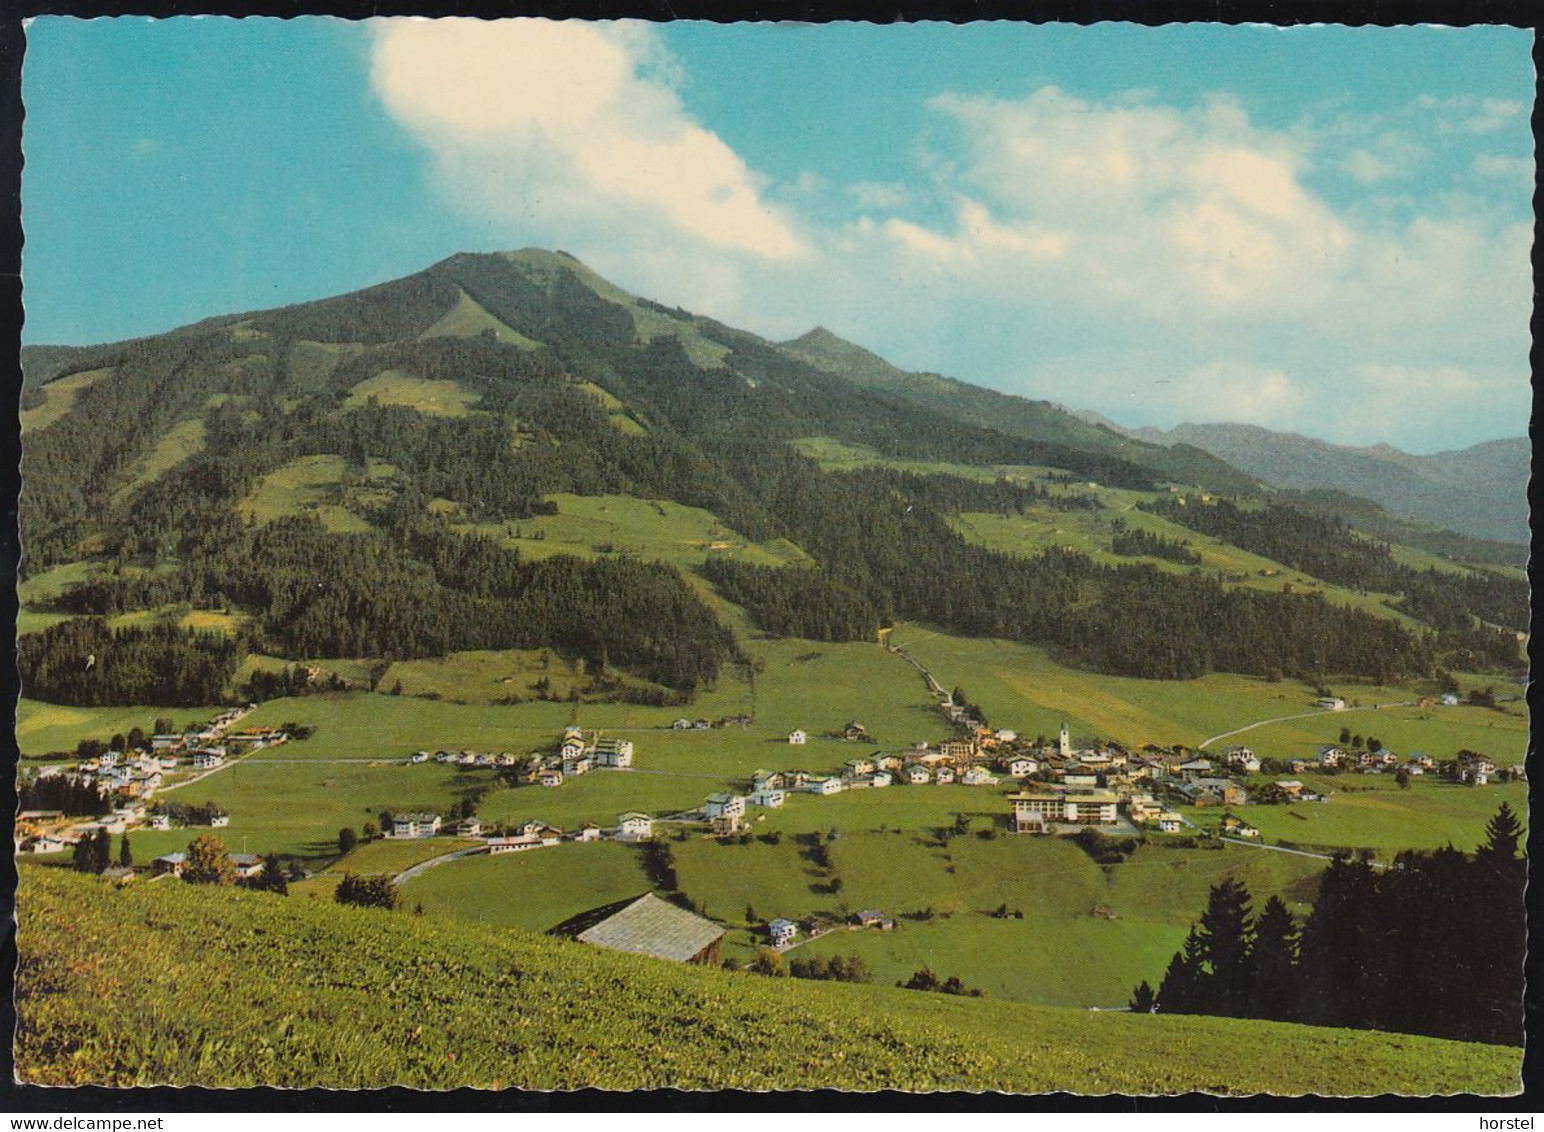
[454,492,813,571]
[112,416,207,501]
[1215,773,1530,855]
[408,824,1325,1010]
[379,647,667,705]
[238,453,398,533]
[418,288,543,350]
[16,700,228,759]
[344,369,481,416]
[15,868,1521,1092]
[20,367,111,434]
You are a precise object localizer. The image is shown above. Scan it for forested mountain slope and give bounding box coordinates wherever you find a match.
[18,249,1526,706]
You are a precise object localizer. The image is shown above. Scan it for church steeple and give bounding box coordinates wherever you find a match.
[1058,722,1071,758]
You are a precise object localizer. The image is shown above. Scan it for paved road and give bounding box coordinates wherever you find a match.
[1218,834,1388,870]
[1198,702,1414,750]
[392,845,490,886]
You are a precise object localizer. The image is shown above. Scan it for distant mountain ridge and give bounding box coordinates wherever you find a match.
[1070,416,1527,545]
[781,328,1263,495]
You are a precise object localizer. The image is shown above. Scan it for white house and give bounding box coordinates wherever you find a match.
[1317,697,1347,711]
[749,787,786,809]
[593,739,634,768]
[455,817,483,838]
[934,766,955,785]
[210,814,230,829]
[25,835,66,854]
[1440,693,1461,707]
[148,813,171,831]
[1157,812,1184,833]
[388,812,442,839]
[191,749,225,770]
[704,793,745,820]
[539,768,565,788]
[1004,756,1038,777]
[573,824,604,843]
[787,729,807,745]
[870,771,893,788]
[228,852,266,880]
[616,812,653,841]
[807,777,844,796]
[907,766,931,785]
[961,766,998,787]
[768,918,798,948]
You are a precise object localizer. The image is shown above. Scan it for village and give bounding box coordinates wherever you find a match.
[14,703,291,864]
[16,655,1524,968]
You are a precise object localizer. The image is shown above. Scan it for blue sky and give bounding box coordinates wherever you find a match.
[22,17,1534,451]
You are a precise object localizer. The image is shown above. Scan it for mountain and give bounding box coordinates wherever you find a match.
[1118,423,1527,545]
[18,247,1526,704]
[781,327,1264,495]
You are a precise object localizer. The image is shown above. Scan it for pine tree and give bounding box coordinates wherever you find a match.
[1197,877,1254,1016]
[259,853,288,895]
[1470,804,1526,1044]
[1251,895,1299,1021]
[1156,926,1206,1014]
[118,833,133,868]
[1128,980,1156,1013]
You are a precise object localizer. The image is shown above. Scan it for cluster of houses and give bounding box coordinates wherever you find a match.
[380,808,657,850]
[15,706,277,855]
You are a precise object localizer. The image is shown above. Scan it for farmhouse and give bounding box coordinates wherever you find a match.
[539,768,565,788]
[592,738,633,768]
[616,812,653,842]
[844,756,875,777]
[228,853,266,880]
[190,749,225,770]
[906,766,931,785]
[1440,693,1461,707]
[870,770,893,788]
[152,852,186,878]
[749,787,786,808]
[1003,756,1038,777]
[853,909,895,930]
[704,793,745,821]
[960,766,998,787]
[569,894,726,965]
[23,835,66,854]
[573,824,604,843]
[388,812,442,839]
[1156,812,1184,833]
[101,865,136,883]
[561,753,593,777]
[455,817,483,838]
[768,918,798,948]
[1191,778,1248,807]
[210,814,230,829]
[711,813,743,836]
[934,765,956,785]
[1318,697,1347,711]
[787,729,807,745]
[805,777,844,796]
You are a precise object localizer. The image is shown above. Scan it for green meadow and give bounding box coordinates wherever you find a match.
[19,869,1519,1092]
[238,453,397,533]
[20,367,110,434]
[454,492,812,571]
[1211,773,1530,855]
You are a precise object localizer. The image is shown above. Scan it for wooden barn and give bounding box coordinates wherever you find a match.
[557,893,726,966]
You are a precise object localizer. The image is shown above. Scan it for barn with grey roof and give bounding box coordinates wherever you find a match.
[568,893,726,965]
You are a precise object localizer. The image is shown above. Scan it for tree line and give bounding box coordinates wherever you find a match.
[18,618,242,707]
[1138,803,1525,1046]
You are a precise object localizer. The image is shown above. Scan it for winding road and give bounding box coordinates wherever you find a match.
[1197,702,1414,751]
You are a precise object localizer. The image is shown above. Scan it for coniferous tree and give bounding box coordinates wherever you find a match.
[1129,981,1156,1013]
[1250,895,1299,1021]
[1156,926,1207,1014]
[118,833,133,869]
[1196,877,1255,1017]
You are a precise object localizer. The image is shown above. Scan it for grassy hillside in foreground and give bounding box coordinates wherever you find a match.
[16,870,1520,1093]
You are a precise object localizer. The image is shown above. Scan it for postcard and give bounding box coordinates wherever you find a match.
[12,16,1530,1097]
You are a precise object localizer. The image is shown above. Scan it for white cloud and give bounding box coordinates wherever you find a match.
[848,180,912,210]
[1474,152,1533,181]
[370,19,806,266]
[368,24,1529,449]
